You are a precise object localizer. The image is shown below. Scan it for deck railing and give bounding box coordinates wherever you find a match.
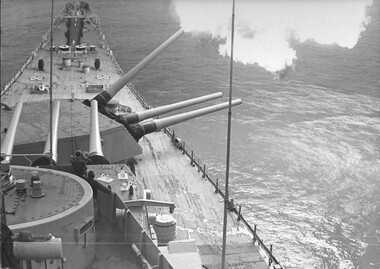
[163,127,283,269]
[1,16,61,96]
[1,7,99,96]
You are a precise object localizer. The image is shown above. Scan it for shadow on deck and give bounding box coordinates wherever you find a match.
[88,215,138,269]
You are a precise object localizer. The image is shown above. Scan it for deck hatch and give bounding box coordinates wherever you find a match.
[87,84,104,93]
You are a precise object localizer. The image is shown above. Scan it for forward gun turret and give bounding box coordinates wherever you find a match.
[83,28,242,145]
[86,92,240,142]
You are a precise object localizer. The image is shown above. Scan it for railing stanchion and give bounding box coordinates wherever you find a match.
[237,205,242,221]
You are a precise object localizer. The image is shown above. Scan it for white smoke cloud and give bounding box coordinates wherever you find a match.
[173,0,373,73]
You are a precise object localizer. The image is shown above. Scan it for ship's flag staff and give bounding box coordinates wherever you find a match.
[222,0,236,267]
[49,0,54,165]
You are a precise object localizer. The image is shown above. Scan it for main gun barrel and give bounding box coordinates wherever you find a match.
[89,100,103,157]
[93,29,184,107]
[152,99,242,130]
[131,99,242,141]
[88,100,109,164]
[1,102,23,162]
[124,92,223,124]
[32,101,61,166]
[43,100,60,164]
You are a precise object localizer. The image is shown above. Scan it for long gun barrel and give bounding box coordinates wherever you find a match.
[93,29,184,107]
[122,92,223,124]
[44,100,60,164]
[130,99,242,141]
[88,100,109,164]
[1,102,23,162]
[32,101,61,166]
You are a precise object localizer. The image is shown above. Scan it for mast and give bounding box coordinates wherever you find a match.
[49,0,54,165]
[221,0,236,267]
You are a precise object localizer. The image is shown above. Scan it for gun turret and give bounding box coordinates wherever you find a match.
[88,100,109,164]
[1,102,23,162]
[121,92,223,124]
[93,29,184,107]
[128,99,242,141]
[32,100,60,166]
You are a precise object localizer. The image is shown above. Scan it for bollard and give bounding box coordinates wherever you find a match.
[215,179,219,193]
[171,130,175,143]
[202,164,206,178]
[30,171,40,187]
[190,151,194,166]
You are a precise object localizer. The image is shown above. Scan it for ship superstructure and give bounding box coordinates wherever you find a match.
[1,2,282,268]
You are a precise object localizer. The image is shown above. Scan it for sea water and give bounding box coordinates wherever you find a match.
[1,0,379,268]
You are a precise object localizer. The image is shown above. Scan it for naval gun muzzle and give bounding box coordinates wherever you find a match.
[88,100,109,164]
[1,102,23,162]
[32,100,61,166]
[120,92,223,124]
[93,28,184,107]
[128,99,242,141]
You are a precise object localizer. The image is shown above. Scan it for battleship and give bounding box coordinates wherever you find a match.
[1,2,283,268]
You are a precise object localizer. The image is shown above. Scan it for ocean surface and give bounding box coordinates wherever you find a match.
[1,0,379,268]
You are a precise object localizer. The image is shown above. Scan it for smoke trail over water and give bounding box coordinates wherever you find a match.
[173,0,373,73]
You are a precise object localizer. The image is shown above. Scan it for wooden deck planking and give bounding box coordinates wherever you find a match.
[133,132,268,267]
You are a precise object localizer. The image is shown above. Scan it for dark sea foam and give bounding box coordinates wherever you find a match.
[1,0,379,268]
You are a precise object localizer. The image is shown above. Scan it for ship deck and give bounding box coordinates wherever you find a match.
[136,134,269,268]
[1,5,270,269]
